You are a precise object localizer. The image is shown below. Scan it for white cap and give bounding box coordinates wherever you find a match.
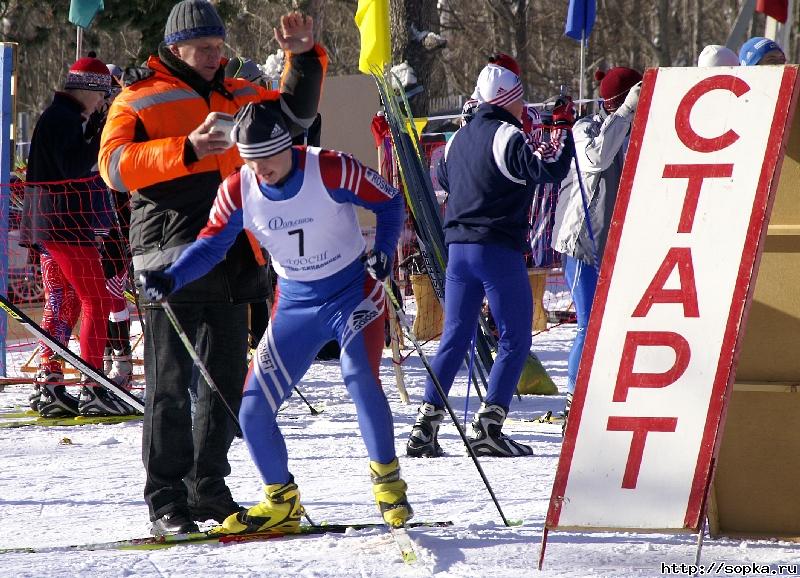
[698,45,739,67]
[474,63,523,107]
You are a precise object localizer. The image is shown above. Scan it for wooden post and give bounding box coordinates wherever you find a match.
[378,126,408,402]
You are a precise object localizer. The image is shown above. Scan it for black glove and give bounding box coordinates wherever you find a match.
[362,250,391,281]
[139,270,175,302]
[98,240,117,280]
[84,109,107,141]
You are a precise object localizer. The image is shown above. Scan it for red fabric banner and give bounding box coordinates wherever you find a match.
[756,0,788,23]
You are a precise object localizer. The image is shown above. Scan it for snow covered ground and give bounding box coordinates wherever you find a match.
[1,323,799,577]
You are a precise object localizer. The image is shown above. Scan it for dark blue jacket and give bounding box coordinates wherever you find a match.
[438,104,574,252]
[21,92,106,246]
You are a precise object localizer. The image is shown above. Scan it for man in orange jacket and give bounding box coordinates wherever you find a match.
[99,0,327,536]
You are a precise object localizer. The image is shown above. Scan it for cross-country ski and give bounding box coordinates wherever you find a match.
[2,1,800,577]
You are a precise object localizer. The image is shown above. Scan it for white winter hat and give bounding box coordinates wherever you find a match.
[473,63,523,107]
[698,45,739,67]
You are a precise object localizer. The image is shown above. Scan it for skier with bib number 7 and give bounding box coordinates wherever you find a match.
[140,102,410,532]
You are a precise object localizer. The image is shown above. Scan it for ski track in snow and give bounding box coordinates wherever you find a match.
[1,325,799,577]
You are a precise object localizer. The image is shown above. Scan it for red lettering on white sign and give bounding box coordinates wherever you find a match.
[606,416,679,489]
[675,75,750,152]
[633,248,699,318]
[613,331,690,402]
[662,164,734,233]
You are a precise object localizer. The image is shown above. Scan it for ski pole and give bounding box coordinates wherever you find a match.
[0,294,144,413]
[161,300,241,431]
[163,301,319,528]
[463,328,477,428]
[383,281,514,527]
[572,149,600,272]
[293,385,322,416]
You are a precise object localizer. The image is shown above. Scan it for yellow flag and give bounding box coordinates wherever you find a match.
[354,0,391,74]
[406,118,428,138]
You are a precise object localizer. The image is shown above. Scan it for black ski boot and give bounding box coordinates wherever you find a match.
[151,511,199,536]
[561,392,573,437]
[37,380,79,417]
[189,494,243,524]
[78,381,136,416]
[406,402,445,457]
[468,403,533,457]
[31,358,65,411]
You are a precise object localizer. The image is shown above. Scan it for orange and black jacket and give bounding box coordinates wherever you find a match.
[99,43,327,303]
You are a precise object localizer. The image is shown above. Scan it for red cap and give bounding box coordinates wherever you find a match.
[596,67,642,109]
[488,53,521,77]
[64,57,112,92]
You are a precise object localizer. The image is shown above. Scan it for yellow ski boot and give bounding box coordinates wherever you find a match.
[370,458,413,528]
[210,480,303,535]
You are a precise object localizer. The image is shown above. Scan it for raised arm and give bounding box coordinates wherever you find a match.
[275,12,328,135]
[575,112,633,173]
[502,124,575,185]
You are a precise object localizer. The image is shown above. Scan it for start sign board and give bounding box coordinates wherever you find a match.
[546,65,799,532]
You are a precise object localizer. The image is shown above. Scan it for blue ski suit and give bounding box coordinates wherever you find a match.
[423,104,574,410]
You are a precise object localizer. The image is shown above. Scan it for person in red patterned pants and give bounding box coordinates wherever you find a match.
[22,56,135,417]
[27,248,81,411]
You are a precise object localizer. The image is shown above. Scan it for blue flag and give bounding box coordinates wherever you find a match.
[69,0,104,29]
[564,0,596,41]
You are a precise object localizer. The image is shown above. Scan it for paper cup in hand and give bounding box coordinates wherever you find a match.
[210,115,235,148]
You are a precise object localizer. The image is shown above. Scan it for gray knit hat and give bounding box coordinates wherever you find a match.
[164,0,226,45]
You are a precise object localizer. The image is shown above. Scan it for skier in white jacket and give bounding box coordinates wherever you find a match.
[551,66,642,425]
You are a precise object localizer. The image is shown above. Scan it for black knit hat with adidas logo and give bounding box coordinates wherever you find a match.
[232,102,292,159]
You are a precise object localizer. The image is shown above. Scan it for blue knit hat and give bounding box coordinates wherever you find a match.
[739,37,783,66]
[164,0,226,45]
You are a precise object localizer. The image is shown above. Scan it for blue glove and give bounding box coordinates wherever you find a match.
[139,270,175,302]
[362,250,392,281]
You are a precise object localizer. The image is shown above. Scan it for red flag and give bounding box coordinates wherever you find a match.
[756,0,788,23]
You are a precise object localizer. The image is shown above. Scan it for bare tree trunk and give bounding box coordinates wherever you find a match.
[512,0,529,77]
[390,0,446,115]
[294,0,324,43]
[692,0,702,65]
[655,0,672,65]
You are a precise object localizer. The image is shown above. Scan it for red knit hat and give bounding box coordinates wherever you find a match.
[488,53,521,77]
[596,67,642,110]
[64,57,112,92]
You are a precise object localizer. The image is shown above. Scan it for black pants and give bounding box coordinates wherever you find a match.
[141,299,248,520]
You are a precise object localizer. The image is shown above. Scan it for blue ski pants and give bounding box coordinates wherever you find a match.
[240,270,396,485]
[563,255,599,395]
[423,242,532,411]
